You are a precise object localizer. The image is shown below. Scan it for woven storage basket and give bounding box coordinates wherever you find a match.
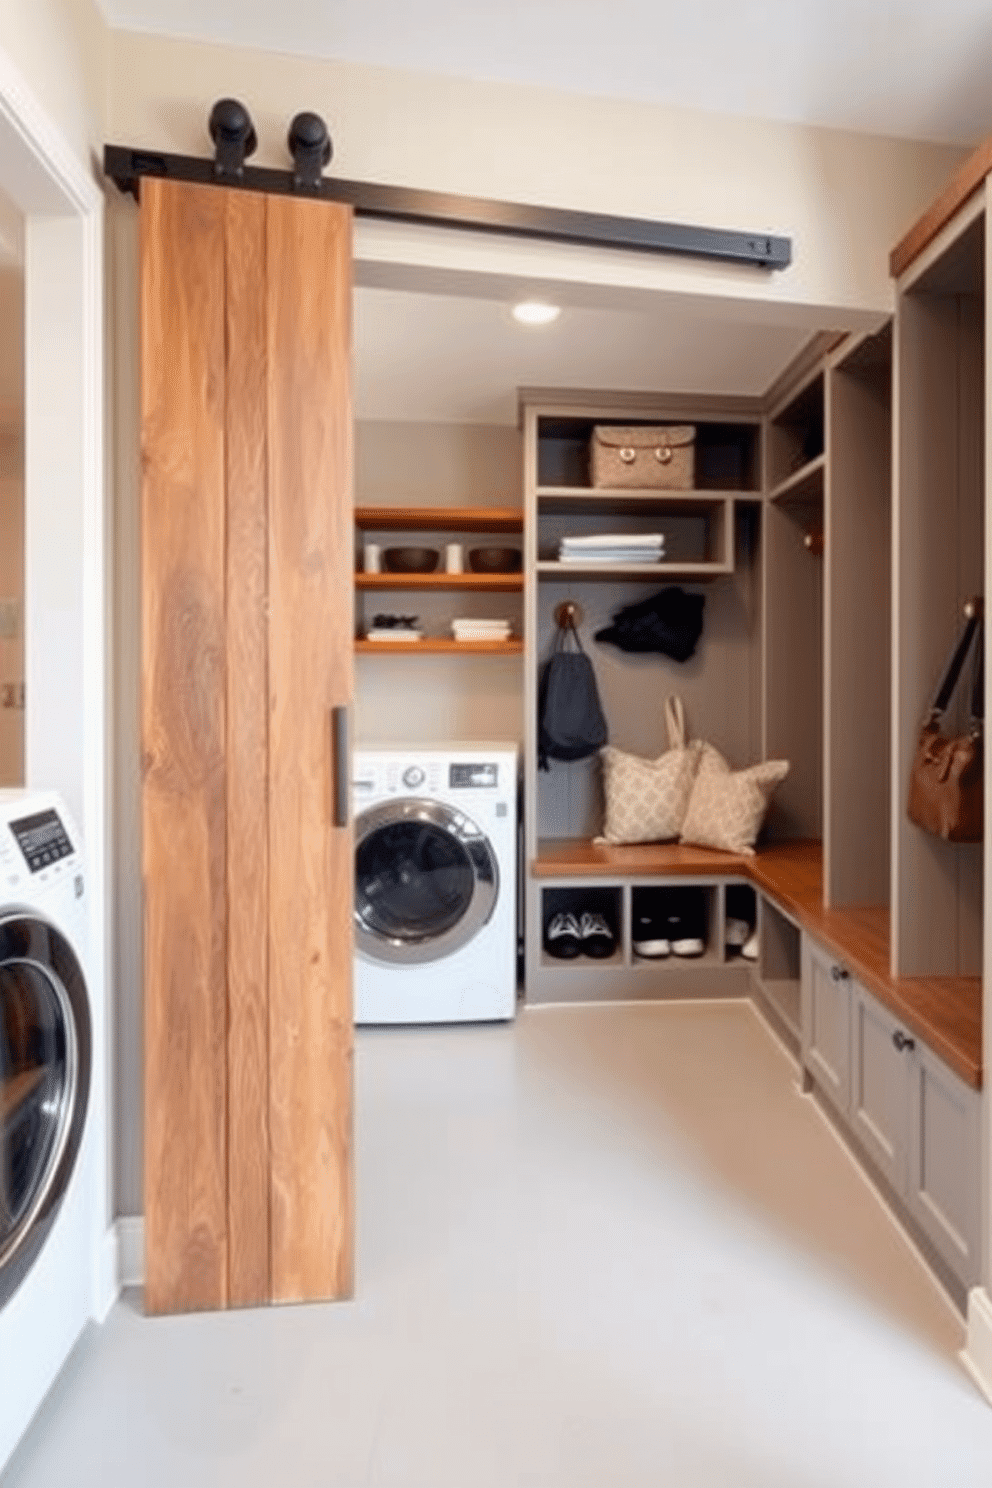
[590,424,695,490]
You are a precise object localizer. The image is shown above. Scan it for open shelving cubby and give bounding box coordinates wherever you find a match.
[767,368,825,496]
[892,195,985,979]
[823,323,891,909]
[762,368,826,847]
[536,491,734,578]
[754,895,802,1046]
[354,504,524,653]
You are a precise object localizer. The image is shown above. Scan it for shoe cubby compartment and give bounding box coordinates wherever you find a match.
[540,885,622,969]
[724,883,757,961]
[630,884,719,968]
[754,895,801,1046]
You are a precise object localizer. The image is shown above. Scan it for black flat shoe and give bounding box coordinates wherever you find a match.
[544,911,583,958]
[579,911,616,959]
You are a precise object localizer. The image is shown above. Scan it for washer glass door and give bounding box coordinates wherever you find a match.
[355,800,499,965]
[0,914,90,1307]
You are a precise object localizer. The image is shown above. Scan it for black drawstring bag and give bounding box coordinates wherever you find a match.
[594,586,705,662]
[538,616,608,770]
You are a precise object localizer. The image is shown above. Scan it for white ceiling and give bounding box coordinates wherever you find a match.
[98,0,992,146]
[353,286,810,424]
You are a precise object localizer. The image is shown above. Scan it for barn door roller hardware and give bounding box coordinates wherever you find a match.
[104,98,792,271]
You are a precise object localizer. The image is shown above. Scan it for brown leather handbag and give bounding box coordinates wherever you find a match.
[907,600,984,843]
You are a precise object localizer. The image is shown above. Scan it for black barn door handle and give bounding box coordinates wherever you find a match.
[331,706,349,827]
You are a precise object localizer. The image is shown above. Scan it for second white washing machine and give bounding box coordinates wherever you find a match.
[0,790,99,1471]
[353,745,518,1024]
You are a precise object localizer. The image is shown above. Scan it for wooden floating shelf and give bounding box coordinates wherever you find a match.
[355,505,523,532]
[356,572,523,591]
[769,453,826,505]
[355,638,523,654]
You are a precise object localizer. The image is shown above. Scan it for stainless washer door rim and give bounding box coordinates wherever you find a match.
[354,798,500,966]
[0,911,92,1308]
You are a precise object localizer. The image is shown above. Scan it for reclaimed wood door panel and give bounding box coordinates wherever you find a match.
[224,189,272,1309]
[266,196,354,1303]
[141,178,230,1314]
[141,179,354,1314]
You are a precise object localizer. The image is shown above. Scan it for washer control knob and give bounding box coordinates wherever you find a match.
[402,765,426,789]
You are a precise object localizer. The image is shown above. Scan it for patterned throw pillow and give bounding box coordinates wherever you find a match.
[679,745,789,855]
[597,741,703,845]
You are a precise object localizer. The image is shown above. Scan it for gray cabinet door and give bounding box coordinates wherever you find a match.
[801,936,852,1115]
[850,984,909,1196]
[906,1041,981,1286]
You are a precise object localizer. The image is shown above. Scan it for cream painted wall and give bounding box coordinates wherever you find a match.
[0,265,24,786]
[0,0,106,164]
[0,467,25,786]
[106,30,966,321]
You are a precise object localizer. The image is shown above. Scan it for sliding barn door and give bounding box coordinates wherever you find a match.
[140,178,354,1314]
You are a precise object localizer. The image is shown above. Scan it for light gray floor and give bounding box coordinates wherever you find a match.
[6,1000,992,1487]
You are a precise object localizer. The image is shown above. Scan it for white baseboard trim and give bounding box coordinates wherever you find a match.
[96,1226,120,1322]
[115,1216,145,1289]
[963,1287,992,1404]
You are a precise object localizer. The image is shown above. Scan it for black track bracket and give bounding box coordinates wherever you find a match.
[103,144,792,271]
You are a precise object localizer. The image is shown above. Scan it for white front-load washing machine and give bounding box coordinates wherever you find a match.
[353,745,518,1024]
[0,789,97,1469]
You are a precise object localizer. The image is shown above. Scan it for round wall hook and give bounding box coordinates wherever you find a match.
[554,601,583,629]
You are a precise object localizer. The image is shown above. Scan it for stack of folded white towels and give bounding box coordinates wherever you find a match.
[558,532,665,564]
[365,626,423,641]
[451,617,513,644]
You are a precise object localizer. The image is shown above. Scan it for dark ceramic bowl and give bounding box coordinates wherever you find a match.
[468,546,522,573]
[383,546,440,574]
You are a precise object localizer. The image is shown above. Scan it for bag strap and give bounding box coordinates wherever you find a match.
[554,611,586,655]
[927,599,983,728]
[969,622,984,730]
[664,695,687,749]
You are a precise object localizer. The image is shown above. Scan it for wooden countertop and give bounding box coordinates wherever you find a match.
[751,843,981,1090]
[533,837,755,877]
[532,837,982,1088]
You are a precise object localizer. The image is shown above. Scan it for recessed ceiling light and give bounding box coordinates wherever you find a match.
[512,300,561,326]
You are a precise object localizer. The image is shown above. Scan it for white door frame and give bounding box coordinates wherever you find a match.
[0,47,110,1311]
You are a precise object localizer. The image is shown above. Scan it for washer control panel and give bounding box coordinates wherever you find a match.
[8,808,75,874]
[450,763,500,789]
[352,751,515,805]
[0,804,82,894]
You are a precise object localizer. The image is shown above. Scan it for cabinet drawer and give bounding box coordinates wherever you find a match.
[801,936,852,1115]
[850,986,909,1196]
[906,1042,981,1287]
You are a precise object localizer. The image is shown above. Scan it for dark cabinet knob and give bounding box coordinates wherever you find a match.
[830,964,850,982]
[892,1029,916,1053]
